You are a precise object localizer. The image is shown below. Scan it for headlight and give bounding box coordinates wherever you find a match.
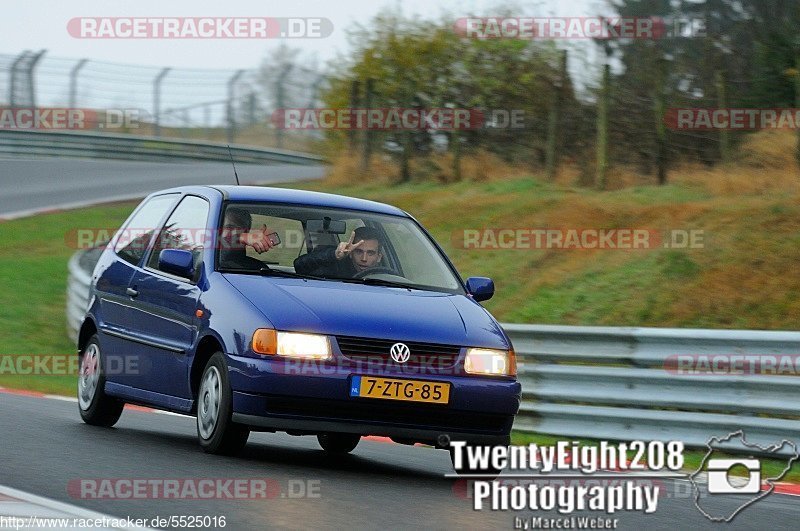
[252,329,331,360]
[464,347,516,376]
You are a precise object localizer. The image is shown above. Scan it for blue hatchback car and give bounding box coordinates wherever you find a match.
[77,185,520,468]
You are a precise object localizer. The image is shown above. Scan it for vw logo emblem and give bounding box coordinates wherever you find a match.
[390,343,411,364]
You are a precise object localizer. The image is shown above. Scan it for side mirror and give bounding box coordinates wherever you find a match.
[159,249,195,279]
[466,277,494,302]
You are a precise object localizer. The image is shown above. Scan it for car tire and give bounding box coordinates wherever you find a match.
[317,433,361,454]
[78,334,124,427]
[197,352,250,455]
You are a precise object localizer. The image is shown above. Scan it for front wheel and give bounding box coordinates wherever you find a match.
[197,353,250,455]
[78,334,124,427]
[317,433,361,454]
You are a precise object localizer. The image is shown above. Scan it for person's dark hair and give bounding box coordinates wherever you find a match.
[353,226,383,249]
[224,207,251,229]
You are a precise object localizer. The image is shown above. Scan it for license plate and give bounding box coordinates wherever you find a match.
[350,376,450,404]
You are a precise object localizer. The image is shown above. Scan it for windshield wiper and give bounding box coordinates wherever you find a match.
[338,277,421,291]
[257,267,327,281]
[218,266,324,281]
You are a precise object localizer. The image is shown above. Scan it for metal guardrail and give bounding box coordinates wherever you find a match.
[506,324,800,455]
[66,249,800,455]
[66,248,101,344]
[0,129,323,164]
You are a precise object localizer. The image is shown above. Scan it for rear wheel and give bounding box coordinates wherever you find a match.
[317,433,361,454]
[78,334,124,427]
[197,353,250,455]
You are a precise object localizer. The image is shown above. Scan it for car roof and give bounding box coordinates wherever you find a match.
[157,185,407,217]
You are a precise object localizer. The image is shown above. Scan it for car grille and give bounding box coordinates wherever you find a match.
[335,335,461,368]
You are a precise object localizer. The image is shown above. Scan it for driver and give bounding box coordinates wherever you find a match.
[219,208,278,269]
[294,226,383,278]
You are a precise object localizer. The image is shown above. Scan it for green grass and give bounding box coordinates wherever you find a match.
[511,431,800,483]
[285,175,800,330]
[0,201,138,394]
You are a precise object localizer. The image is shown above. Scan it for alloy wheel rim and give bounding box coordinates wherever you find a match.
[198,366,221,439]
[78,344,100,410]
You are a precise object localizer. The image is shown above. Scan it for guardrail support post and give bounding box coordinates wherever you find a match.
[360,78,374,172]
[153,68,171,137]
[349,80,360,154]
[8,51,29,109]
[69,59,88,110]
[9,50,44,109]
[546,49,567,181]
[595,63,610,190]
[226,69,245,143]
[274,63,293,149]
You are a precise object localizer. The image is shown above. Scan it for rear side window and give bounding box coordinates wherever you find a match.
[147,195,210,277]
[114,194,178,265]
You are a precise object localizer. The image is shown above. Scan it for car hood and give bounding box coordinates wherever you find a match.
[222,274,509,348]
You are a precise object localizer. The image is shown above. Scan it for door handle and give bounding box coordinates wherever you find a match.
[126,287,139,298]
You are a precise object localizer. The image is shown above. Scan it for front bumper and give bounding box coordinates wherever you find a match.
[227,354,520,445]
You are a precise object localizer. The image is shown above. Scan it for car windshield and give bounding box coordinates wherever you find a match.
[215,202,465,294]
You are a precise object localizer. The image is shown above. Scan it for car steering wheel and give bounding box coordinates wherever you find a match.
[352,266,399,279]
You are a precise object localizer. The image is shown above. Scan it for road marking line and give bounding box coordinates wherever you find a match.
[0,484,154,529]
[0,388,45,398]
[44,395,78,402]
[0,193,147,221]
[153,410,189,417]
[363,436,392,443]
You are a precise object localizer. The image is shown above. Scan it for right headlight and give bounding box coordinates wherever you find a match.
[252,329,332,360]
[464,347,516,376]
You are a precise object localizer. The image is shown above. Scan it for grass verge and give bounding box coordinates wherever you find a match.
[0,201,138,395]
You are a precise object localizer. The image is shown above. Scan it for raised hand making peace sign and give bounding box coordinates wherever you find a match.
[335,230,365,260]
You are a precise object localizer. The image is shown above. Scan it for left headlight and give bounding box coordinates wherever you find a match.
[252,329,332,360]
[464,347,516,376]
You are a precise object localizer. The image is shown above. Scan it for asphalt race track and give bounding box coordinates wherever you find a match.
[0,159,325,219]
[0,158,797,529]
[0,392,797,530]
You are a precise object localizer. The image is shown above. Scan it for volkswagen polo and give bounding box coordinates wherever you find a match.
[77,185,520,470]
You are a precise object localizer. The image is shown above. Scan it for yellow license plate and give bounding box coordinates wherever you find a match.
[350,376,450,404]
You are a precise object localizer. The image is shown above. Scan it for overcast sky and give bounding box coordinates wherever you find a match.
[0,0,602,69]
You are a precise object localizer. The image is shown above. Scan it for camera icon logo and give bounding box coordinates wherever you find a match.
[707,458,761,494]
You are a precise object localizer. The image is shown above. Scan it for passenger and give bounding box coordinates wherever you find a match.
[294,226,384,277]
[219,208,276,269]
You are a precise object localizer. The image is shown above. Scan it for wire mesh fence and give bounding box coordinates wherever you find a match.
[0,50,326,151]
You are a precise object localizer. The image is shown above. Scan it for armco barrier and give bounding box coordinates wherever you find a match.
[0,129,323,165]
[66,249,800,455]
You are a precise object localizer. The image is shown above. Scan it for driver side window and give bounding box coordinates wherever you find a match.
[146,195,210,279]
[114,194,179,266]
